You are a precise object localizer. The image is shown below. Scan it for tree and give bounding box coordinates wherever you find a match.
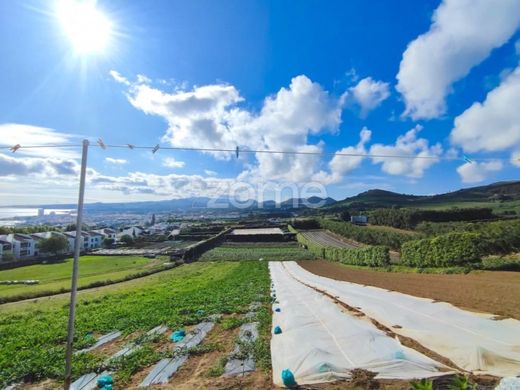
[65,223,89,232]
[39,235,69,257]
[102,238,115,248]
[120,234,134,246]
[339,210,351,222]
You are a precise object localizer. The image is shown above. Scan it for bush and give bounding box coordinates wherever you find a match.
[318,218,415,250]
[102,238,115,248]
[416,219,520,255]
[120,234,134,246]
[401,232,481,267]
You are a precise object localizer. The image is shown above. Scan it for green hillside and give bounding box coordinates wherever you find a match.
[326,181,520,212]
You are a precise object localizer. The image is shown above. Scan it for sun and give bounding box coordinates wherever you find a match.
[56,0,112,54]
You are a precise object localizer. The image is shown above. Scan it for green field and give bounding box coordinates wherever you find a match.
[0,261,270,387]
[199,243,316,262]
[0,256,167,301]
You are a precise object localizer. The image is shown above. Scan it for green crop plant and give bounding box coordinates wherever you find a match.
[0,261,270,387]
[411,379,434,390]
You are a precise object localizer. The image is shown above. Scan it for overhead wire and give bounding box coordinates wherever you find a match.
[0,142,517,163]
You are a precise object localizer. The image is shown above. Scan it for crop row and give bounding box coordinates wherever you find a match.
[0,261,270,386]
[199,244,316,262]
[318,218,416,250]
[289,226,390,267]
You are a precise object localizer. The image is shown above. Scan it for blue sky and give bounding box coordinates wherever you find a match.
[0,0,519,205]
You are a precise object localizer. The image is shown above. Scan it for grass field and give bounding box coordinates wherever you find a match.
[0,261,271,387]
[0,256,167,300]
[199,242,316,262]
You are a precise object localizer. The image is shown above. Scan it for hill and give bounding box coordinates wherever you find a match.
[327,181,520,212]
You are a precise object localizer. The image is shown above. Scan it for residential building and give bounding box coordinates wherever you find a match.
[65,231,103,250]
[3,234,35,258]
[92,228,117,242]
[0,238,13,261]
[119,226,144,239]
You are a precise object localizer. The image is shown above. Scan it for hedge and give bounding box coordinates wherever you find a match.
[289,225,390,267]
[318,218,415,250]
[401,232,481,267]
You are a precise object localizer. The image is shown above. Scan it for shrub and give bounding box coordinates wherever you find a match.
[401,232,481,267]
[416,219,520,255]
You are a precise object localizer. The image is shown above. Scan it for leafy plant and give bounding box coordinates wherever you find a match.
[411,379,434,390]
[450,375,476,390]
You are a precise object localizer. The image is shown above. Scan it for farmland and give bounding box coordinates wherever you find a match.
[199,242,316,262]
[300,259,520,320]
[0,256,169,302]
[0,261,271,387]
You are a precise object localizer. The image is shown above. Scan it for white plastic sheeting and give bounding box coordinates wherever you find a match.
[284,261,520,377]
[269,262,451,386]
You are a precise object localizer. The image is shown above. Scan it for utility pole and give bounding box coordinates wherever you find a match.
[64,139,89,389]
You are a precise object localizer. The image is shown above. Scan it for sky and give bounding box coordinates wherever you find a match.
[0,0,519,206]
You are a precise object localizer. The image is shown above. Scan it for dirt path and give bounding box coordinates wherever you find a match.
[298,260,520,320]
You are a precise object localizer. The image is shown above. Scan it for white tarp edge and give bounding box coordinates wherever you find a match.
[269,262,451,387]
[283,261,520,377]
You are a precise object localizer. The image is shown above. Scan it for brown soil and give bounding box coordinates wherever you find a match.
[298,260,520,320]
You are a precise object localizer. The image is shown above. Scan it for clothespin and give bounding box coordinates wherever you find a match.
[463,154,473,164]
[97,138,106,150]
[127,144,135,150]
[235,146,239,159]
[10,144,21,153]
[152,144,160,154]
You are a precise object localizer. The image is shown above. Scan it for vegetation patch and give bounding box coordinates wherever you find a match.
[401,232,481,267]
[199,244,316,262]
[0,256,168,302]
[0,261,270,386]
[318,218,416,250]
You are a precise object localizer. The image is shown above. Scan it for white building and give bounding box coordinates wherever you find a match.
[92,228,117,242]
[119,226,144,239]
[63,231,103,251]
[0,238,13,261]
[31,232,72,256]
[3,234,35,258]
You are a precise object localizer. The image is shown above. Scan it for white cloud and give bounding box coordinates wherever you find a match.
[120,73,344,183]
[457,160,503,183]
[105,157,127,165]
[204,169,217,176]
[313,127,371,184]
[370,125,443,177]
[396,0,520,119]
[109,70,130,86]
[451,66,520,153]
[162,157,185,168]
[349,77,390,116]
[89,171,235,198]
[0,123,79,159]
[0,153,79,177]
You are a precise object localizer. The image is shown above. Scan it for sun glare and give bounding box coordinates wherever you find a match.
[56,0,112,54]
